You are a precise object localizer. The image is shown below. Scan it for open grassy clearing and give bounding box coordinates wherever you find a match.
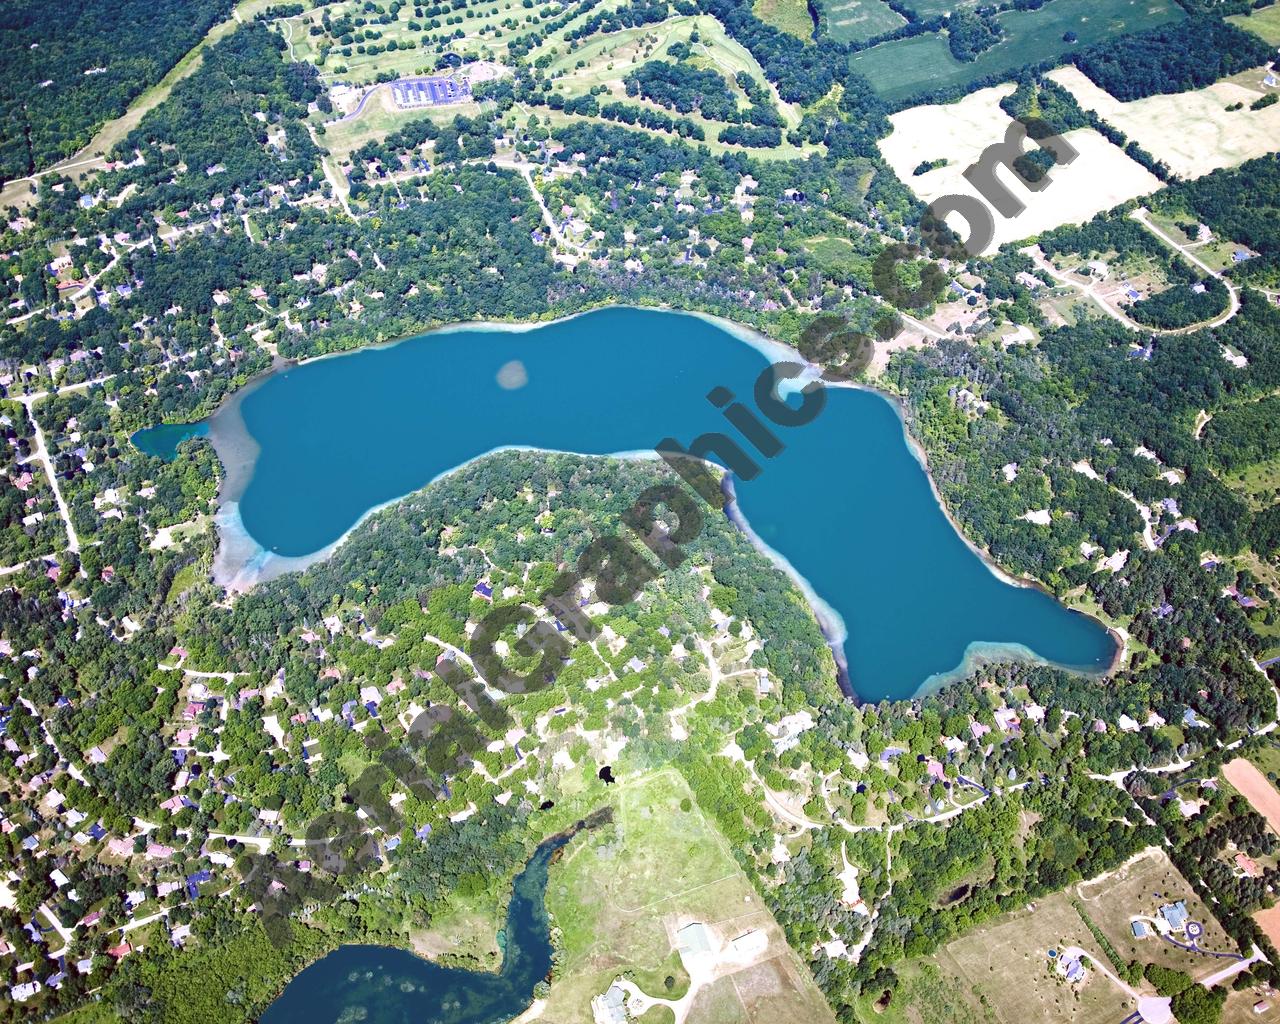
[904,0,982,16]
[1230,3,1280,45]
[879,85,1161,254]
[534,106,814,159]
[543,768,834,1024]
[851,0,1184,106]
[318,85,484,165]
[865,848,1239,1024]
[1241,740,1280,785]
[817,0,904,44]
[1049,64,1280,181]
[408,888,505,970]
[931,893,1129,1024]
[753,0,817,40]
[50,1004,123,1024]
[853,959,996,1024]
[1075,847,1237,978]
[803,236,874,280]
[1213,454,1280,511]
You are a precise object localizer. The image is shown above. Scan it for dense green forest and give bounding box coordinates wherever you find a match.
[1075,16,1274,101]
[4,0,1280,1021]
[946,9,1003,62]
[0,0,234,182]
[1203,395,1280,472]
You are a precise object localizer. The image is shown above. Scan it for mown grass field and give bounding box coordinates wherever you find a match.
[851,0,1184,106]
[904,0,982,16]
[537,12,801,128]
[1230,2,1280,44]
[818,0,904,44]
[318,86,484,167]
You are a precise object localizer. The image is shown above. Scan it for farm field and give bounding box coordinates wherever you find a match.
[754,0,817,39]
[850,0,1184,106]
[1223,756,1280,834]
[818,0,905,44]
[1048,65,1280,181]
[543,768,835,1024]
[878,86,1162,254]
[1230,3,1280,44]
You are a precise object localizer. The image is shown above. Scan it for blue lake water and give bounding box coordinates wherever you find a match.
[259,834,568,1024]
[130,418,208,457]
[134,307,1115,700]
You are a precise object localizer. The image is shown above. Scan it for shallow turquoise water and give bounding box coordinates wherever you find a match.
[130,418,208,457]
[134,307,1114,700]
[260,834,567,1024]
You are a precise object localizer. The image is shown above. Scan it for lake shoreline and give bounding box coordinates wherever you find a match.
[260,810,609,1021]
[835,378,1125,688]
[143,302,1119,700]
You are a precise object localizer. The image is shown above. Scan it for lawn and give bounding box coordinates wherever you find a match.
[851,0,1184,106]
[319,87,484,168]
[1074,846,1238,980]
[1230,3,1280,45]
[543,768,835,1024]
[818,0,905,44]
